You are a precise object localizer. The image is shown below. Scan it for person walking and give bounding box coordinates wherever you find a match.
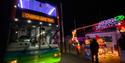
[90,38,99,63]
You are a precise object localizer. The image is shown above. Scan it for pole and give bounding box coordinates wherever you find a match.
[1,0,14,62]
[74,17,76,29]
[39,25,41,50]
[60,2,65,53]
[75,23,98,31]
[57,0,64,53]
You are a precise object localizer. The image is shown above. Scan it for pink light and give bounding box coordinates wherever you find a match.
[118,23,121,25]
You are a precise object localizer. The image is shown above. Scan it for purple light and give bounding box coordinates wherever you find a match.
[51,9,56,16]
[95,18,118,30]
[18,3,20,7]
[18,0,56,17]
[48,8,55,15]
[19,0,23,8]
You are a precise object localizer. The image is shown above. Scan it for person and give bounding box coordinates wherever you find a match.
[117,32,125,63]
[84,37,91,60]
[90,38,99,63]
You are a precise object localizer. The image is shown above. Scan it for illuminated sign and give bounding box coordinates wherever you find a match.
[18,0,56,17]
[22,12,54,23]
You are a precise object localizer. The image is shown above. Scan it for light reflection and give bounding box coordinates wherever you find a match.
[27,20,31,23]
[14,5,17,8]
[40,22,43,25]
[49,24,52,26]
[48,8,55,15]
[18,0,56,16]
[56,25,58,27]
[19,0,23,8]
[11,60,17,63]
[14,18,18,21]
[98,49,119,63]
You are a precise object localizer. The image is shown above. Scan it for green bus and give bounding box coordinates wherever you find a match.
[4,0,61,63]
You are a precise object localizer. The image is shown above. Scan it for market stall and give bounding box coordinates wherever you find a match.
[85,15,125,60]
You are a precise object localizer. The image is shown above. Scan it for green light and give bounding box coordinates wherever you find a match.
[114,15,124,21]
[6,53,61,63]
[5,51,61,63]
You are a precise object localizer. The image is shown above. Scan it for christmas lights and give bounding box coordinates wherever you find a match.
[94,15,125,31]
[114,15,124,21]
[95,18,117,30]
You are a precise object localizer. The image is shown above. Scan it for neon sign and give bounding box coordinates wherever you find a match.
[22,12,54,23]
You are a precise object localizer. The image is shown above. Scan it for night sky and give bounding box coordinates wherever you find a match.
[33,0,125,36]
[2,0,125,37]
[62,0,125,36]
[0,0,125,62]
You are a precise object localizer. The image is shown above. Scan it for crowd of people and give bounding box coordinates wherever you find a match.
[72,36,100,63]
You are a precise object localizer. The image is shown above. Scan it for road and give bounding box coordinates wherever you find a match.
[60,53,90,63]
[5,43,120,63]
[98,51,120,63]
[4,51,120,63]
[61,51,120,63]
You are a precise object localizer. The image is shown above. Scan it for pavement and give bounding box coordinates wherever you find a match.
[60,51,120,63]
[60,53,91,63]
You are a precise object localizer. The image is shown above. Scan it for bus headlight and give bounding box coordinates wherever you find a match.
[54,53,61,57]
[54,53,58,57]
[10,59,17,63]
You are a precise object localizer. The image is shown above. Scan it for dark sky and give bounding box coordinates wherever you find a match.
[37,0,125,36]
[62,0,125,36]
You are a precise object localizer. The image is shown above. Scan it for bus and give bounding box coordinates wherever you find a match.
[4,0,61,63]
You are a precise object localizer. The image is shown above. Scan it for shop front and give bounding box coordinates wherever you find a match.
[85,31,120,55]
[85,15,125,61]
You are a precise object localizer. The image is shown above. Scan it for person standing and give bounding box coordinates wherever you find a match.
[84,36,91,60]
[90,39,99,63]
[117,32,125,63]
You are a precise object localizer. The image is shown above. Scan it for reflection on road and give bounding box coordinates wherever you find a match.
[98,50,120,63]
[4,48,61,63]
